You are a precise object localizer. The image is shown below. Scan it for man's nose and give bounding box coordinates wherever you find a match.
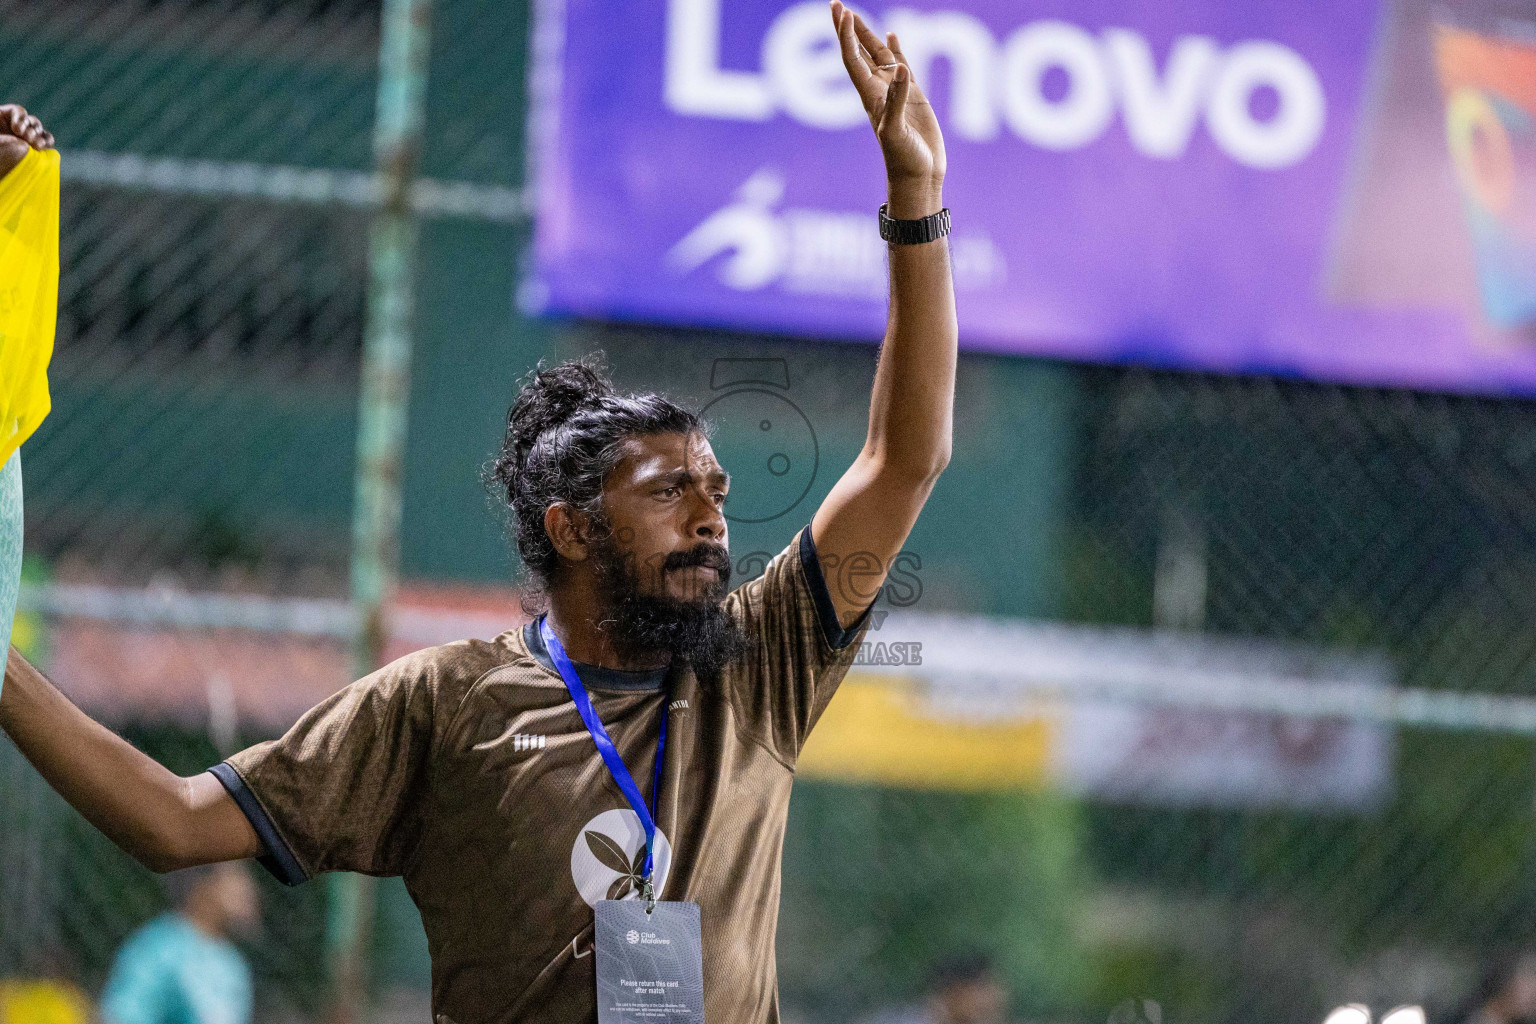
[688,488,726,540]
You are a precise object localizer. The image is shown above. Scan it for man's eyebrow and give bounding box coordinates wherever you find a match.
[642,467,730,488]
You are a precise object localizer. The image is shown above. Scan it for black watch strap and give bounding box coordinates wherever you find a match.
[879,203,952,245]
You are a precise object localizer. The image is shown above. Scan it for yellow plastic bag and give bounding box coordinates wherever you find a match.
[0,146,58,466]
[0,980,91,1024]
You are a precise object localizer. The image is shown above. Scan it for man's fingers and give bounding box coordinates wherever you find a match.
[887,31,910,67]
[851,11,894,66]
[831,3,877,98]
[877,64,909,143]
[0,105,51,149]
[3,108,55,150]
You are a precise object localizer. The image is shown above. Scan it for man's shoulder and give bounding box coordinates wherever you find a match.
[725,525,856,650]
[370,632,530,697]
[301,634,542,738]
[395,628,571,716]
[725,528,810,608]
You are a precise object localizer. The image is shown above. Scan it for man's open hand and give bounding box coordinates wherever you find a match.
[0,104,56,181]
[830,0,946,217]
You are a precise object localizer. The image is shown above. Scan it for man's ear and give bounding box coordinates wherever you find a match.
[544,503,592,563]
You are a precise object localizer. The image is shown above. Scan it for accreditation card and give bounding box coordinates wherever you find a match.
[594,900,705,1023]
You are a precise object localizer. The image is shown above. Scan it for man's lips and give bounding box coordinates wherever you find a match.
[669,565,720,581]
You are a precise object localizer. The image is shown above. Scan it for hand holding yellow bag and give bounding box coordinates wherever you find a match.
[0,119,59,696]
[0,144,58,466]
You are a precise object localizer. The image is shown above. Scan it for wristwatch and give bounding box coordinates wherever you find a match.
[879,203,952,245]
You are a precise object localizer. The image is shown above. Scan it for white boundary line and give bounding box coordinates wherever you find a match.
[59,150,532,223]
[17,582,357,638]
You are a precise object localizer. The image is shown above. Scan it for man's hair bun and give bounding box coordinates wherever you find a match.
[504,357,616,460]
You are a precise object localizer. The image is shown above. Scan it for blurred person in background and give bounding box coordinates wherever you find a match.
[867,953,1010,1024]
[99,863,259,1024]
[1449,952,1536,1024]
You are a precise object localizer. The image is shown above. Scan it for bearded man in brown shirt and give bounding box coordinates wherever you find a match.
[0,5,956,1020]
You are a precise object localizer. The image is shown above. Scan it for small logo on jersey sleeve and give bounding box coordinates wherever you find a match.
[512,734,546,752]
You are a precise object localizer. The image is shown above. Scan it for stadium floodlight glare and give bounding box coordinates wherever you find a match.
[1380,1008,1426,1024]
[1322,1006,1372,1024]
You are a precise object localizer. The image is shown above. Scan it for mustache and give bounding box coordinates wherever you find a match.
[661,543,732,578]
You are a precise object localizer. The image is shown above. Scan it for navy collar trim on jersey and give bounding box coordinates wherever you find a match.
[523,621,669,692]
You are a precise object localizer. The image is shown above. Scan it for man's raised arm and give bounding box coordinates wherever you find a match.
[811,2,958,626]
[2,647,261,871]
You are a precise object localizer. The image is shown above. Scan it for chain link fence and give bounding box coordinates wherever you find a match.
[1056,370,1536,1022]
[4,2,1536,1024]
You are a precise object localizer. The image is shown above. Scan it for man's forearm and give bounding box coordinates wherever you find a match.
[1,647,259,871]
[865,173,957,479]
[808,8,957,622]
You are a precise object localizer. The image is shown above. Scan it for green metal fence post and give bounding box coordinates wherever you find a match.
[330,0,435,1014]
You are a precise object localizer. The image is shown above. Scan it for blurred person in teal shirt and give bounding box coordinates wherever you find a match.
[100,863,259,1024]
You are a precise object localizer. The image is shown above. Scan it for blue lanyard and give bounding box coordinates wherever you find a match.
[540,617,668,906]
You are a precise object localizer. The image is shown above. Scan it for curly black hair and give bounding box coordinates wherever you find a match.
[485,355,702,594]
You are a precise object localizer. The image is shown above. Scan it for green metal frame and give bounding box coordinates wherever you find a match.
[329,0,435,1012]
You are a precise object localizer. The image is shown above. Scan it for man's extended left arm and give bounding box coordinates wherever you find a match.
[811,2,957,627]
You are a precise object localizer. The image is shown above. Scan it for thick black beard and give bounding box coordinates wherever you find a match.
[589,533,747,681]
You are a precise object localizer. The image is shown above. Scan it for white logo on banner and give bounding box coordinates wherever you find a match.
[665,0,1326,169]
[668,168,1004,295]
[570,808,674,907]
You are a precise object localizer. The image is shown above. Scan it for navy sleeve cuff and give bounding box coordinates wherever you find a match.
[799,526,872,651]
[209,762,309,887]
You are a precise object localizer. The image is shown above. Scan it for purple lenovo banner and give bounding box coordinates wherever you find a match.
[527,0,1536,395]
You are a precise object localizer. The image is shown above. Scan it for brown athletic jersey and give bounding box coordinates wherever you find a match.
[210,527,869,1023]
